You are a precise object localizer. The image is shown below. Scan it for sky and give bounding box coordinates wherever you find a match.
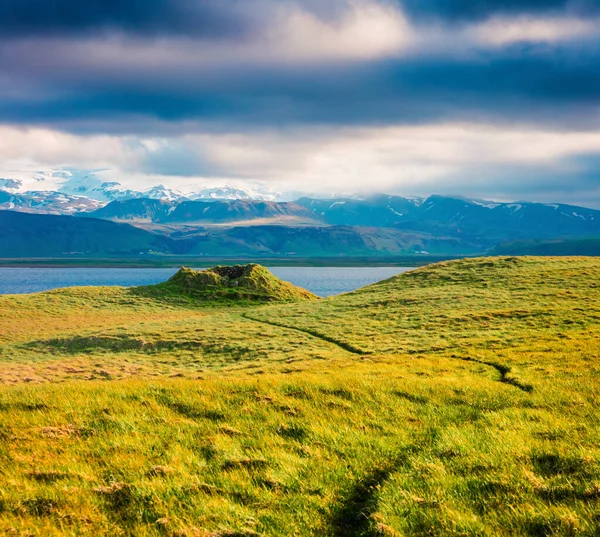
[0,0,599,205]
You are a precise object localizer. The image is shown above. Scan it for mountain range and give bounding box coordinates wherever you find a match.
[2,173,600,258]
[0,169,279,214]
[84,199,321,226]
[79,194,600,247]
[0,210,483,258]
[0,184,279,215]
[0,189,104,215]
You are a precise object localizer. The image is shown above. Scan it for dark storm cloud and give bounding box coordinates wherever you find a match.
[1,0,594,39]
[400,0,600,22]
[1,45,598,134]
[0,0,598,133]
[0,0,252,38]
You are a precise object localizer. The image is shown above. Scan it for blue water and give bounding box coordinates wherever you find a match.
[0,267,412,297]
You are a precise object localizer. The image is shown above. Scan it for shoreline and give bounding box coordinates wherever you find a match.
[0,255,461,269]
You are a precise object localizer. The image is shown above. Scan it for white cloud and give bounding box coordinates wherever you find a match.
[191,124,600,185]
[469,15,598,47]
[0,126,137,168]
[2,123,600,204]
[270,1,412,62]
[399,12,600,57]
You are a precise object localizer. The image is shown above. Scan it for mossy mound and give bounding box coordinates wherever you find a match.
[152,264,317,302]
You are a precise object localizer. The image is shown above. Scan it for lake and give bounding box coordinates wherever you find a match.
[0,267,412,297]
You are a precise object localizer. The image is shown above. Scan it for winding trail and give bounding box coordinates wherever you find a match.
[450,356,534,393]
[331,461,396,537]
[242,316,533,392]
[242,318,532,536]
[331,465,394,537]
[330,448,418,537]
[241,314,370,356]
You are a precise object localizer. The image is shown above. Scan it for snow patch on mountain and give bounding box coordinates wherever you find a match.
[0,190,104,215]
[190,186,276,202]
[470,199,501,209]
[0,179,23,193]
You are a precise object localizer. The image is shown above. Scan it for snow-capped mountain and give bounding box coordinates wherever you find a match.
[189,186,276,202]
[55,171,133,202]
[0,179,23,193]
[93,183,190,203]
[0,168,284,204]
[0,190,104,215]
[3,169,121,202]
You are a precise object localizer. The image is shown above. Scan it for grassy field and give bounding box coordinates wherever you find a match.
[0,257,598,536]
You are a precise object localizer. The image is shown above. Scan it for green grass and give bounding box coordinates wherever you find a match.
[0,257,598,536]
[142,265,318,303]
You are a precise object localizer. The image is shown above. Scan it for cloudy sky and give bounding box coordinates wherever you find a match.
[1,0,599,204]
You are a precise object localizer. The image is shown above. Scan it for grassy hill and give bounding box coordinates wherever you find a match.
[143,264,318,302]
[0,258,598,536]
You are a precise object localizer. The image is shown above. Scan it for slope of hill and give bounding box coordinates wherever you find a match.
[165,200,319,225]
[180,225,482,256]
[297,194,423,227]
[0,257,598,535]
[85,199,320,226]
[407,196,600,243]
[492,237,600,256]
[299,195,600,244]
[84,198,174,222]
[0,211,173,256]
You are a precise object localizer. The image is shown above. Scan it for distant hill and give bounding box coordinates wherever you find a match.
[0,210,482,258]
[82,195,600,249]
[5,200,600,258]
[0,211,173,257]
[297,195,423,227]
[179,225,481,257]
[84,199,320,226]
[164,200,318,225]
[491,238,600,256]
[299,195,600,245]
[84,198,174,222]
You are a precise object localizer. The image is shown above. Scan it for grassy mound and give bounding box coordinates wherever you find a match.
[146,264,317,302]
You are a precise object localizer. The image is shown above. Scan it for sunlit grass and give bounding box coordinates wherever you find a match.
[0,257,598,536]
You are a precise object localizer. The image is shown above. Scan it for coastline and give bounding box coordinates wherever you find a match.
[0,255,461,269]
